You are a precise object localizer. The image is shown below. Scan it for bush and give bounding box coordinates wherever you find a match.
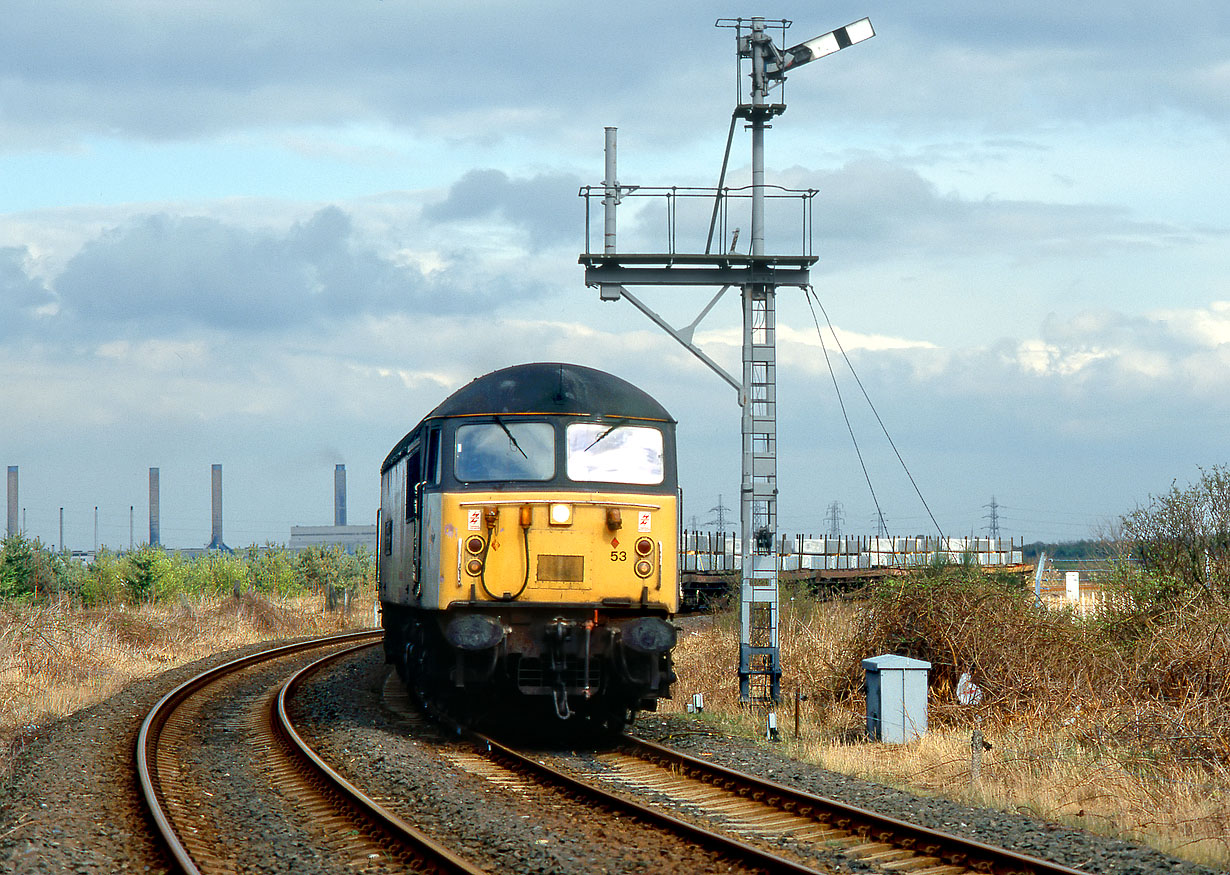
[245,545,306,598]
[0,533,37,600]
[847,567,1107,722]
[0,538,378,608]
[1120,465,1230,605]
[79,550,123,606]
[121,546,166,603]
[296,546,372,610]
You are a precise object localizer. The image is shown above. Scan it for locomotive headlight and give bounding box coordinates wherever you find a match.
[549,503,573,526]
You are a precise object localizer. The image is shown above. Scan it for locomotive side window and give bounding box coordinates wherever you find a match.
[425,428,442,486]
[566,423,664,485]
[455,421,554,482]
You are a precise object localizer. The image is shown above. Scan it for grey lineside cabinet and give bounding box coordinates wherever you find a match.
[863,653,931,743]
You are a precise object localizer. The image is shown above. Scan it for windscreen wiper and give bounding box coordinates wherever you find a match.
[584,417,629,451]
[493,416,528,458]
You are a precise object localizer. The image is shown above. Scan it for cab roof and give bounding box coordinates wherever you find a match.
[381,363,674,473]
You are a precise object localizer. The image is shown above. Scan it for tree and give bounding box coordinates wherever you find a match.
[1120,465,1230,603]
[0,533,35,600]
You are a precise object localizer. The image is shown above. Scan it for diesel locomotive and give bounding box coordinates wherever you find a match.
[378,362,679,729]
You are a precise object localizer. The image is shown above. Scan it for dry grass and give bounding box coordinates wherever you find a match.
[0,591,378,749]
[665,587,1230,870]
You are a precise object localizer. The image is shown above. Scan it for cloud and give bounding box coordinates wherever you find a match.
[0,246,54,334]
[49,206,524,333]
[4,1,1227,155]
[423,169,583,251]
[0,2,712,147]
[791,157,1204,260]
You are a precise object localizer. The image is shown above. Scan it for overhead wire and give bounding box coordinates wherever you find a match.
[803,286,944,539]
[801,287,889,537]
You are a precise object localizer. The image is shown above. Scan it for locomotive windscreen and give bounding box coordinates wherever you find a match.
[566,424,664,485]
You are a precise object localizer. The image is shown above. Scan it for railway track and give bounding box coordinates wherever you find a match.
[460,728,1092,875]
[136,631,486,875]
[137,634,1089,874]
[608,735,1094,874]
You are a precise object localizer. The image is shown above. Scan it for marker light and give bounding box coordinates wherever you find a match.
[549,503,573,526]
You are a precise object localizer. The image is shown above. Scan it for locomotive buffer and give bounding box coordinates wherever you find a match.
[580,16,874,702]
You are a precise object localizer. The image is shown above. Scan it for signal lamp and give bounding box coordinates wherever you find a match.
[634,559,653,578]
[465,558,483,576]
[634,537,654,556]
[549,503,573,526]
[465,535,485,555]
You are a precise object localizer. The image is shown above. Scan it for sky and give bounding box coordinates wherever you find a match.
[2,0,1229,550]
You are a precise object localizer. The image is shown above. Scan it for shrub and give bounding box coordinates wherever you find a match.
[847,567,1111,723]
[79,550,124,606]
[245,545,305,598]
[0,533,36,601]
[1120,465,1230,604]
[121,546,166,604]
[206,551,248,598]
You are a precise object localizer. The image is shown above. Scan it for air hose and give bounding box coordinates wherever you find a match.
[477,513,531,602]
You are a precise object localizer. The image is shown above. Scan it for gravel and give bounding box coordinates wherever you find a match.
[1,638,1222,875]
[628,720,1223,875]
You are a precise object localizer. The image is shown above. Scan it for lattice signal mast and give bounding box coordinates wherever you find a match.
[580,16,874,702]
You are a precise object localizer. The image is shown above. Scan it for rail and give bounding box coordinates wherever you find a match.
[579,183,818,258]
[619,734,1090,875]
[136,630,489,875]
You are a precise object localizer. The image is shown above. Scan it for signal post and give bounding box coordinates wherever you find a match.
[580,16,874,702]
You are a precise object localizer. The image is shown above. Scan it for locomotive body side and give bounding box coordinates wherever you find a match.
[379,363,679,728]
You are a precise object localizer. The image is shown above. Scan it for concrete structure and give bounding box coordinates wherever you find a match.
[6,466,16,537]
[863,654,931,744]
[334,464,347,526]
[289,525,375,553]
[149,467,160,546]
[287,464,372,553]
[680,532,1024,573]
[207,463,228,550]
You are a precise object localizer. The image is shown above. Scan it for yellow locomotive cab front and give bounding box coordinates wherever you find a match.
[439,492,679,611]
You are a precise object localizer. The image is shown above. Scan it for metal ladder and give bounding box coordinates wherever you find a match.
[739,285,781,703]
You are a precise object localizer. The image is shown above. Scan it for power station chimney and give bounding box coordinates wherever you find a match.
[6,466,16,536]
[149,467,161,546]
[334,464,347,527]
[207,463,228,550]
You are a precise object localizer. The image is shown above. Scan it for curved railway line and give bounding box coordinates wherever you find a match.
[136,632,484,875]
[135,632,1091,874]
